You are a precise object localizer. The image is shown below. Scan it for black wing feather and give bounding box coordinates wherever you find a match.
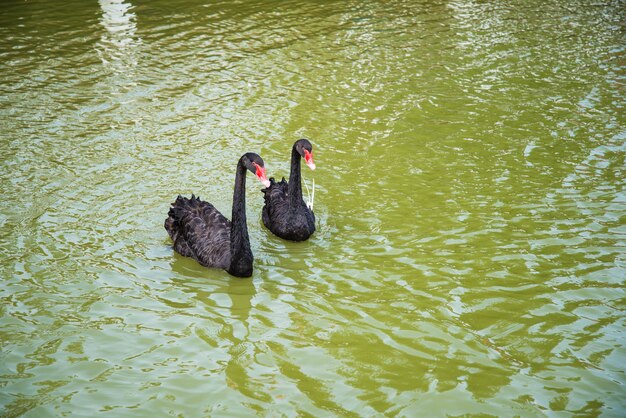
[261,178,315,241]
[165,195,231,268]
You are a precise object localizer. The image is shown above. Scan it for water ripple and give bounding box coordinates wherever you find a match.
[1,0,625,416]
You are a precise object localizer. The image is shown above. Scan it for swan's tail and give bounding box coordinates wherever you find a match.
[165,194,201,240]
[165,195,208,258]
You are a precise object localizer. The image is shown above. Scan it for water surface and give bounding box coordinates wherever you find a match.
[1,0,625,416]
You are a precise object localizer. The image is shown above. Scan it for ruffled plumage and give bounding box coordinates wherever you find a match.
[164,153,268,277]
[165,194,232,269]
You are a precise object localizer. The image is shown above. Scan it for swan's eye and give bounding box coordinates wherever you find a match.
[303,149,316,170]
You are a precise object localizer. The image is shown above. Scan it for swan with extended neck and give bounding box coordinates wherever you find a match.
[165,153,270,277]
[261,139,316,241]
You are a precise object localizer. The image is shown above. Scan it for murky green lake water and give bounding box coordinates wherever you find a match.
[1,0,625,416]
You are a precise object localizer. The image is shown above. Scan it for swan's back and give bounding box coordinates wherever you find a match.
[261,177,289,226]
[262,178,315,241]
[165,195,231,268]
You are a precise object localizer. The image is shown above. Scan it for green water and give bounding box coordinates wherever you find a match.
[1,0,625,416]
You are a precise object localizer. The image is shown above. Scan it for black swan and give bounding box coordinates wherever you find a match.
[261,139,316,241]
[164,153,270,277]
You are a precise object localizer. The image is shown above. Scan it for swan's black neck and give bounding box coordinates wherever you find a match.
[288,145,304,209]
[228,159,253,277]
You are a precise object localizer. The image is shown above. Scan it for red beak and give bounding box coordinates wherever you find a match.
[303,149,316,170]
[254,163,271,188]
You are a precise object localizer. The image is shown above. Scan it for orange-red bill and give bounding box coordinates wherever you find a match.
[254,163,271,188]
[303,149,316,170]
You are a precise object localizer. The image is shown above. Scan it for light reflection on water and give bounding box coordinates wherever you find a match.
[1,0,625,416]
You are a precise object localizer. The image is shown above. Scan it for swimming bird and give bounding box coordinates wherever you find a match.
[261,139,316,241]
[165,153,270,277]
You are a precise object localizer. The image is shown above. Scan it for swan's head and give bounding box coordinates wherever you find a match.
[295,138,316,170]
[242,152,271,188]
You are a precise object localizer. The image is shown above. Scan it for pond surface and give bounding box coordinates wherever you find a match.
[1,0,625,416]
